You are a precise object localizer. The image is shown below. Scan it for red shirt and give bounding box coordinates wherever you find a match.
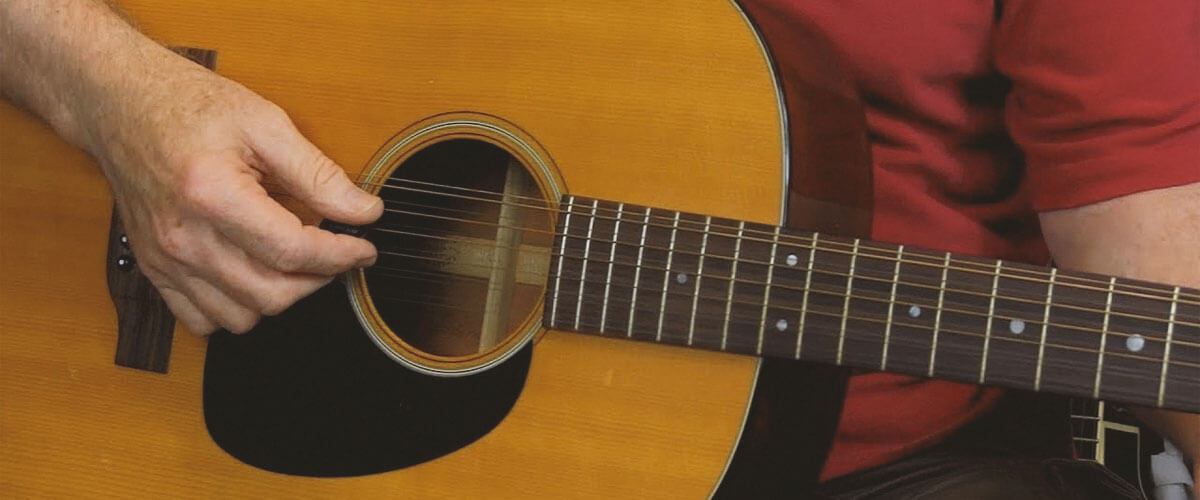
[742,0,1200,480]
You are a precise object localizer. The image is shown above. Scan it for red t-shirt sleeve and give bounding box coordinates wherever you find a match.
[995,1,1200,212]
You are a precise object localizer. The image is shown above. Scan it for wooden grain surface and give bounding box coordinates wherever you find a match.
[0,1,789,497]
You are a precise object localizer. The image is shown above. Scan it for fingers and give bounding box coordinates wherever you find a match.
[159,286,216,336]
[199,164,378,276]
[251,112,383,226]
[195,238,336,316]
[149,230,337,336]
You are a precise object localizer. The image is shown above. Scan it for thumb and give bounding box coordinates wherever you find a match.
[252,117,383,225]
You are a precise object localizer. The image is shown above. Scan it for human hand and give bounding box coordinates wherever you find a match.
[87,53,382,335]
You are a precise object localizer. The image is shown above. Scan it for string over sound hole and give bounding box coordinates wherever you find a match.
[362,139,554,363]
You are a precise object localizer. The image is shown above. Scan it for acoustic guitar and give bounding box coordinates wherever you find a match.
[1,1,1196,498]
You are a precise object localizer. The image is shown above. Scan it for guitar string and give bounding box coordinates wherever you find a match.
[367,221,1200,344]
[358,264,1200,378]
[269,176,1200,302]
[363,203,1200,329]
[366,248,1200,363]
[360,232,1200,354]
[350,177,1200,304]
[371,201,1200,316]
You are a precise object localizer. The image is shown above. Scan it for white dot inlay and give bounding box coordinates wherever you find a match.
[785,254,799,266]
[676,273,688,285]
[908,305,922,318]
[1126,334,1145,353]
[775,319,788,332]
[1009,319,1026,335]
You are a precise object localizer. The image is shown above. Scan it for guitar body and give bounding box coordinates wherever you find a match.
[2,1,876,497]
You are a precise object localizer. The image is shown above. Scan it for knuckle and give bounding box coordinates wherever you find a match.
[269,239,307,272]
[258,291,296,316]
[178,162,223,217]
[225,311,261,335]
[156,226,191,261]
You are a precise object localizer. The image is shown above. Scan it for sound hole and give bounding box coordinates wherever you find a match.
[365,139,554,360]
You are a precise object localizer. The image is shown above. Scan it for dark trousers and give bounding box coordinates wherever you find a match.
[805,392,1143,499]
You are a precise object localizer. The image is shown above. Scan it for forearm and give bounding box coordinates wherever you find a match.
[0,0,182,154]
[1040,182,1200,474]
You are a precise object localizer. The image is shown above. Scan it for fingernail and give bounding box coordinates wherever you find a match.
[344,186,381,215]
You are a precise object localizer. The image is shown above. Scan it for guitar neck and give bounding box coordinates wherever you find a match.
[544,195,1200,413]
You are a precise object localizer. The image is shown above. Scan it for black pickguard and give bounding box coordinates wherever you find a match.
[203,283,529,477]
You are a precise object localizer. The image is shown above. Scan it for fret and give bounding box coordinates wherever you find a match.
[724,221,773,355]
[1033,269,1056,390]
[836,239,861,365]
[755,223,803,359]
[881,245,905,371]
[756,226,782,355]
[795,233,819,359]
[838,240,893,369]
[1100,278,1174,407]
[980,260,1003,384]
[797,235,854,366]
[686,216,713,346]
[572,200,601,331]
[663,213,708,346]
[930,256,993,382]
[927,252,952,377]
[720,222,745,350]
[690,217,741,351]
[548,195,576,328]
[1037,272,1107,399]
[884,246,944,375]
[983,262,1053,390]
[1158,286,1180,407]
[1094,277,1116,398]
[626,207,652,338]
[598,203,624,333]
[654,212,682,342]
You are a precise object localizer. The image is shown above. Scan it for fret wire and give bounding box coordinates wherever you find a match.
[548,195,575,328]
[655,212,682,342]
[687,216,713,346]
[881,245,904,371]
[370,185,1200,303]
[721,222,746,350]
[928,252,952,377]
[757,226,782,355]
[598,203,624,333]
[626,207,652,338]
[1158,286,1180,407]
[544,243,1200,346]
[1094,277,1116,399]
[838,239,861,365]
[980,259,1002,384]
[796,233,819,359]
[1034,268,1057,391]
[545,270,1200,370]
[572,199,600,331]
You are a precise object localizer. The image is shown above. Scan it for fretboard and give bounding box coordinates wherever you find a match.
[543,196,1200,413]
